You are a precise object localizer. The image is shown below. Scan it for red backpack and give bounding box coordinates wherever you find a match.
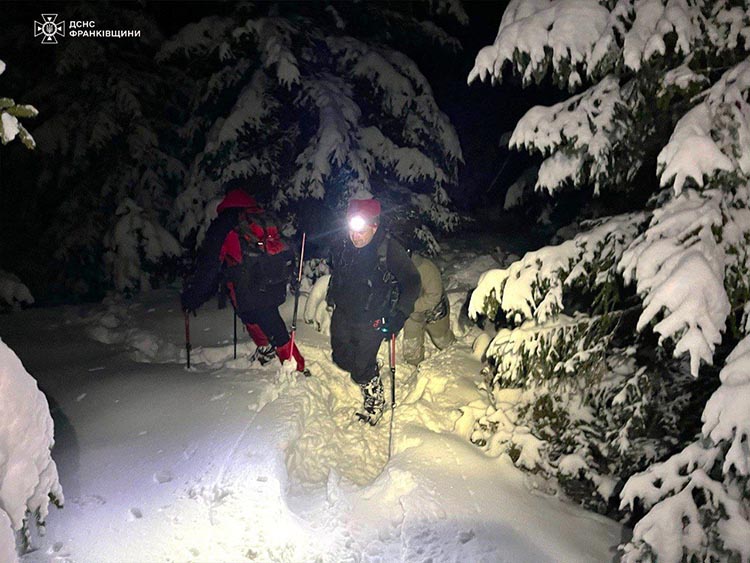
[221,212,293,293]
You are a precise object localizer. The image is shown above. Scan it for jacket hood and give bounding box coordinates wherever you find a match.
[216,189,264,214]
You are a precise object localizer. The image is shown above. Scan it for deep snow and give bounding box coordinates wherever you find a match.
[1,245,622,563]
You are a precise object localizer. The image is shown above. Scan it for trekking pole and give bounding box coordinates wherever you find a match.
[233,308,237,360]
[184,310,192,369]
[289,232,306,355]
[387,333,397,460]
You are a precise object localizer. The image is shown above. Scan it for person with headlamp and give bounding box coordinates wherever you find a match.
[326,197,421,425]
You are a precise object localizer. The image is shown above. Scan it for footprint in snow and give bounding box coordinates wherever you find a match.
[47,541,64,554]
[154,470,174,484]
[128,507,143,521]
[458,529,476,544]
[71,494,106,507]
[182,442,198,460]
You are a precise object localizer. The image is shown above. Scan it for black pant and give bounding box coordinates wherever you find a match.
[330,311,384,385]
[237,306,289,347]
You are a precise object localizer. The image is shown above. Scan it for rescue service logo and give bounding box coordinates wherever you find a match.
[34,14,65,44]
[32,15,141,43]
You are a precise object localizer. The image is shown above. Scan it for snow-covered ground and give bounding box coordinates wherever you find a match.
[1,245,622,563]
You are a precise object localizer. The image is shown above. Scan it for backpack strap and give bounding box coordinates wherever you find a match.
[376,233,391,280]
[376,233,400,313]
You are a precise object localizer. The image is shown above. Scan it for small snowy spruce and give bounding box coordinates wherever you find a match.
[469,0,750,557]
[0,270,34,311]
[158,2,464,253]
[0,340,63,562]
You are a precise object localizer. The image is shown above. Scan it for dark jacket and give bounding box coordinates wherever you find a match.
[328,228,421,326]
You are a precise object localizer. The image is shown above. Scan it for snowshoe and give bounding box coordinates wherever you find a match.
[250,344,276,366]
[355,375,385,426]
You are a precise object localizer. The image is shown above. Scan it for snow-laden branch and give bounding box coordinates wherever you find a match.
[236,17,300,88]
[0,60,38,149]
[468,0,610,88]
[511,76,624,194]
[157,16,235,62]
[470,213,643,324]
[104,198,182,292]
[659,60,750,193]
[469,0,744,88]
[620,333,750,562]
[620,189,729,376]
[289,76,364,201]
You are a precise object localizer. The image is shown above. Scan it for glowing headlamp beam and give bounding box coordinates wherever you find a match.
[348,215,369,232]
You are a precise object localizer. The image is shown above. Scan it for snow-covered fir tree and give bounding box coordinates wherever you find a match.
[468,1,750,559]
[0,59,35,309]
[9,5,184,296]
[157,2,464,254]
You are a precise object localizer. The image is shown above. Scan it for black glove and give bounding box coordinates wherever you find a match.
[289,276,301,294]
[373,311,407,336]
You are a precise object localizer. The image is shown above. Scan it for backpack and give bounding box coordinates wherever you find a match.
[223,211,293,295]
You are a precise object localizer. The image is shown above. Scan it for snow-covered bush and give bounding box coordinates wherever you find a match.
[469,0,750,554]
[158,2,463,252]
[0,270,34,311]
[0,339,63,562]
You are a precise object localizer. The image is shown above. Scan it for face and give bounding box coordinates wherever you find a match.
[349,223,378,248]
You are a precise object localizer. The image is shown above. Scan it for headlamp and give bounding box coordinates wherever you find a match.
[348,214,368,232]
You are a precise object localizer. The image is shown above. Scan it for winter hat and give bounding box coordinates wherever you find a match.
[346,198,381,226]
[216,188,264,214]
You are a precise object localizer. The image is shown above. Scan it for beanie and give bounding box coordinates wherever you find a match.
[346,198,381,225]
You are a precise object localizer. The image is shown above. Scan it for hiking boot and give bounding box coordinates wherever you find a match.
[355,375,385,426]
[300,368,312,377]
[250,344,276,365]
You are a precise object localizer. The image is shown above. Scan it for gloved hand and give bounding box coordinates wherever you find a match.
[372,311,407,336]
[289,276,301,294]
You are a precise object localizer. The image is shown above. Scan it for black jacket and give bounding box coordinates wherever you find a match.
[328,228,420,325]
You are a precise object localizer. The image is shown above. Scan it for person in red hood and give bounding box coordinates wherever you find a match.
[181,182,308,375]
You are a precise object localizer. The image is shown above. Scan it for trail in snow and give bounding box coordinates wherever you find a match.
[1,247,623,562]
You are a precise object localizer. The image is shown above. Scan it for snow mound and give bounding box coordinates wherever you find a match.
[0,339,62,562]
